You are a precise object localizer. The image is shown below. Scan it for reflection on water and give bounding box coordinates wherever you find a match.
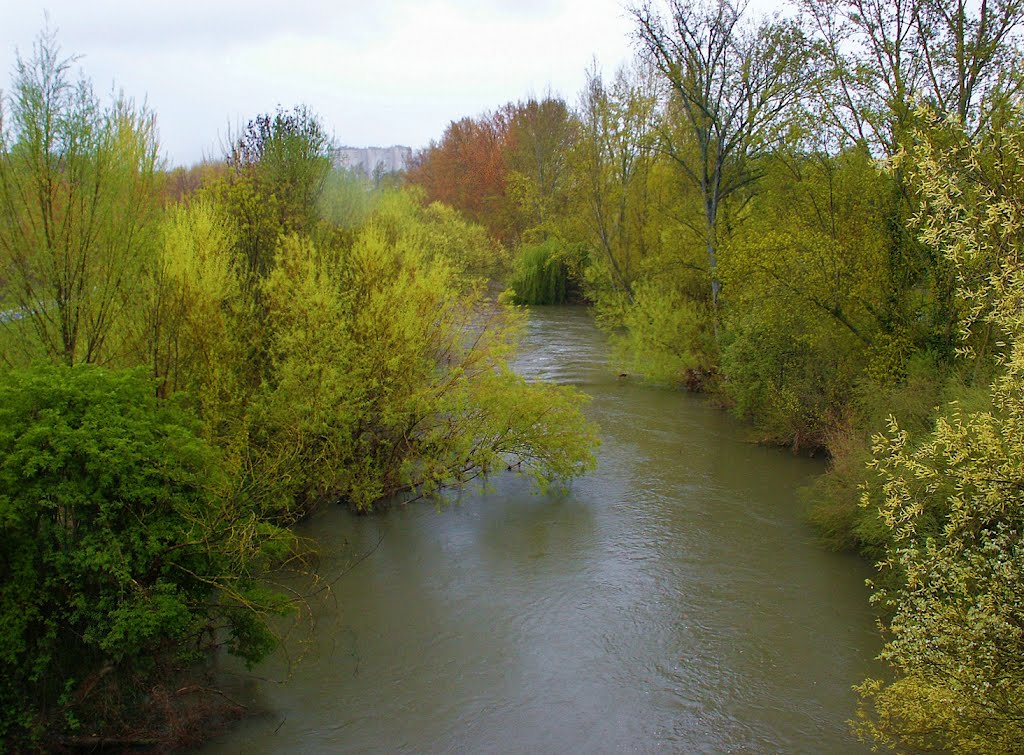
[203,305,878,753]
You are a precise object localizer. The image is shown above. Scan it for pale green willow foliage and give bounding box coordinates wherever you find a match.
[612,282,714,386]
[366,188,509,282]
[0,28,160,367]
[135,198,241,398]
[255,192,597,513]
[854,111,1024,752]
[509,238,570,305]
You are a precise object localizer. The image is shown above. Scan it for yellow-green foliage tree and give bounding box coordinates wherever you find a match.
[633,0,810,320]
[254,190,597,513]
[801,0,1024,369]
[0,28,160,368]
[572,64,662,309]
[504,96,578,236]
[318,165,378,231]
[133,198,241,398]
[365,188,509,282]
[568,63,715,377]
[719,146,891,448]
[854,110,1024,752]
[220,105,333,285]
[613,281,716,387]
[145,109,591,525]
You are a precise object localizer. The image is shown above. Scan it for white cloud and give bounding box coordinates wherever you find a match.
[1,0,638,165]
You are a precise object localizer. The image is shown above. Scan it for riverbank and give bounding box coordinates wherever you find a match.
[201,306,879,752]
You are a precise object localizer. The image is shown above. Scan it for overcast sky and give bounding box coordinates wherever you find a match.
[1,1,639,166]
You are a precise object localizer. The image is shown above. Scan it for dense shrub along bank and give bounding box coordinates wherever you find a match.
[0,364,296,747]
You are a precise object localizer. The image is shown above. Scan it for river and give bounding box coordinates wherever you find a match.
[203,305,878,753]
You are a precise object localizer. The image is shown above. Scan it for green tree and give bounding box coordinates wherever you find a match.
[503,96,578,236]
[0,28,160,367]
[223,105,333,282]
[801,0,1024,366]
[613,280,715,387]
[573,64,662,305]
[509,237,570,305]
[255,190,597,513]
[318,164,378,230]
[632,0,810,323]
[364,188,508,282]
[132,197,241,398]
[802,0,1024,154]
[854,111,1024,752]
[717,147,891,447]
[0,363,293,746]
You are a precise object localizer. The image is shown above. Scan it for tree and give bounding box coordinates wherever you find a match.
[799,0,1024,367]
[405,112,511,242]
[717,146,893,446]
[0,27,160,367]
[503,96,578,235]
[854,111,1024,752]
[725,148,889,348]
[632,0,809,321]
[0,363,293,746]
[802,0,1024,154]
[915,0,1024,132]
[508,237,571,305]
[573,64,662,304]
[161,159,229,204]
[255,189,598,513]
[223,105,333,282]
[132,197,241,399]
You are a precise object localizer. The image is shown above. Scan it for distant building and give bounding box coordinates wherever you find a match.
[333,146,412,178]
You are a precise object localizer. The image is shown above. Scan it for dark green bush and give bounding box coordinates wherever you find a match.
[0,364,291,745]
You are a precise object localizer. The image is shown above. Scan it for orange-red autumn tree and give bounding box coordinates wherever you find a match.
[407,97,579,246]
[406,112,512,241]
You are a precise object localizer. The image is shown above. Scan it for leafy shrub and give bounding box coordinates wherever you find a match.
[719,308,858,449]
[613,283,715,387]
[0,364,291,745]
[254,222,598,513]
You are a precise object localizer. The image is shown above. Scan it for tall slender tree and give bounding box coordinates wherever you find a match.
[503,96,578,235]
[632,0,809,323]
[574,64,662,302]
[0,27,159,367]
[802,0,1024,154]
